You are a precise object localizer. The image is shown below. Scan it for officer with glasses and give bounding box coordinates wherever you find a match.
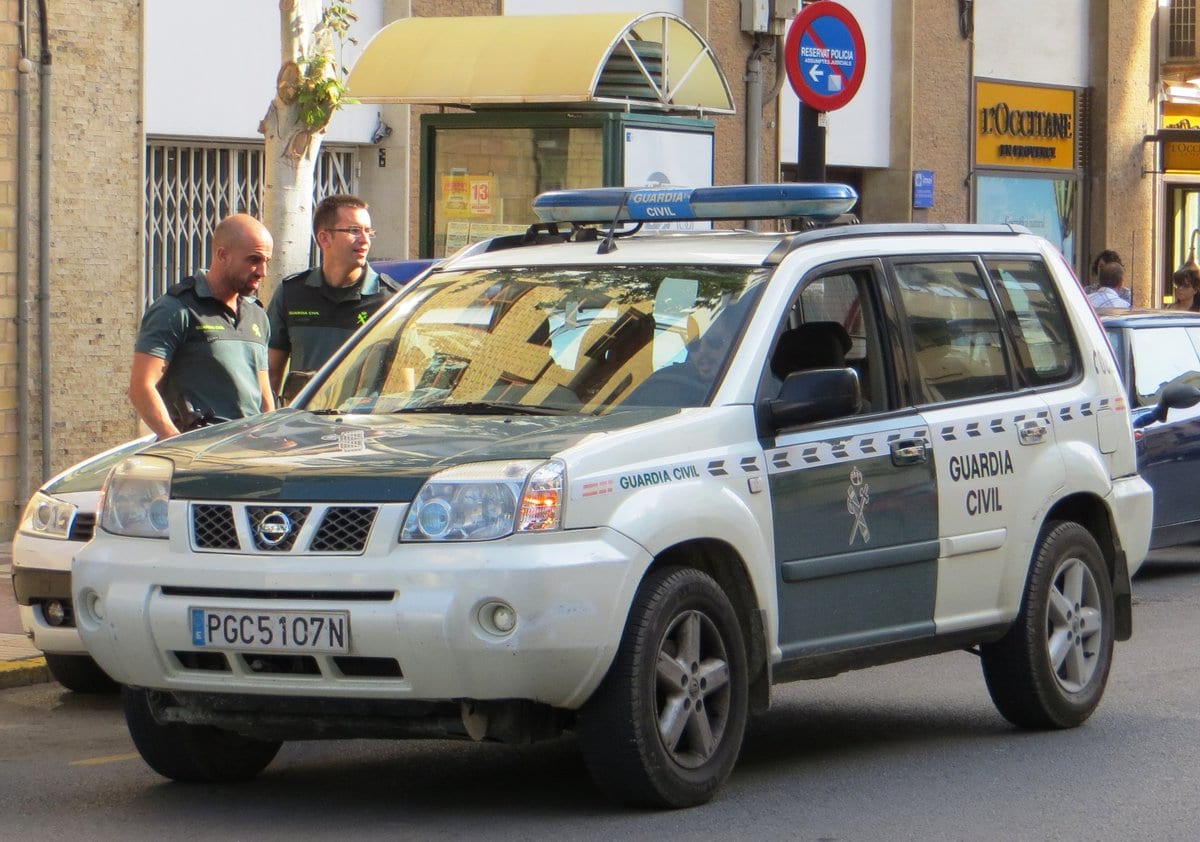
[266,193,402,401]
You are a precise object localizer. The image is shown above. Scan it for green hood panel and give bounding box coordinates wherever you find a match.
[146,408,660,502]
[44,436,155,495]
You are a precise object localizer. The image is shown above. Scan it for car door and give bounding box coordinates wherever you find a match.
[764,263,940,662]
[896,256,1068,633]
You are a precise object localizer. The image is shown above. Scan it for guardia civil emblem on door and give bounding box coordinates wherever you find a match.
[846,466,870,545]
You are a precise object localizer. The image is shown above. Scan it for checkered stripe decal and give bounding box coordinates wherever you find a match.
[1050,395,1122,422]
[767,427,929,472]
[705,456,762,477]
[937,409,1050,442]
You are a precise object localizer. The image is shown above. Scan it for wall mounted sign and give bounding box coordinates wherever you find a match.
[974,79,1078,172]
[1161,104,1200,173]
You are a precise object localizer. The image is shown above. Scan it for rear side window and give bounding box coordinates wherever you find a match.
[986,258,1076,387]
[893,260,1010,404]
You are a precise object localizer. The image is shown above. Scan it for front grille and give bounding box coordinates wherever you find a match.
[334,656,403,678]
[68,513,96,542]
[311,507,376,552]
[188,502,380,554]
[193,504,238,549]
[172,650,230,672]
[241,653,320,675]
[247,506,310,552]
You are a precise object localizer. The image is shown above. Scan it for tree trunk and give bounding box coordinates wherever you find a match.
[261,0,328,298]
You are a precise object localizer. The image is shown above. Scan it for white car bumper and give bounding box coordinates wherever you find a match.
[11,531,90,656]
[73,526,649,710]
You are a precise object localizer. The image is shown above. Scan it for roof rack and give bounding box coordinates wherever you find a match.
[763,222,1033,264]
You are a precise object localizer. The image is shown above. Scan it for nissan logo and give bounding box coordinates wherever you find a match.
[256,511,293,546]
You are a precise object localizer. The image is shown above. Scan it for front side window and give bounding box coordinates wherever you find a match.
[762,266,888,413]
[893,260,1011,404]
[306,265,767,415]
[1129,327,1200,408]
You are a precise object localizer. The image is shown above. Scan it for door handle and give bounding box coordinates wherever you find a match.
[890,438,928,466]
[1018,419,1049,445]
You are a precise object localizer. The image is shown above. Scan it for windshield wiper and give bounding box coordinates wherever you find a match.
[392,401,572,416]
[309,408,343,415]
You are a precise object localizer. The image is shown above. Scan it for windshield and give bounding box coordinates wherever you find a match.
[305,265,767,415]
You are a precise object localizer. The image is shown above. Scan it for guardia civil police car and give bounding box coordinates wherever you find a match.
[73,184,1152,809]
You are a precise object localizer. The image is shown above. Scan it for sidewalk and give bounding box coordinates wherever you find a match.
[0,541,52,689]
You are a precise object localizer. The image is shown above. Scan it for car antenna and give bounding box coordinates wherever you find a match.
[597,191,631,255]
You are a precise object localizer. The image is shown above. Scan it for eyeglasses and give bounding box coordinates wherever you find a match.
[327,226,376,239]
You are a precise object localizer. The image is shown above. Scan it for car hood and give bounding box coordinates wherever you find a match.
[144,407,668,502]
[43,435,156,496]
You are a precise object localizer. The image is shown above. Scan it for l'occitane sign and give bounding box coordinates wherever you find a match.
[1162,104,1200,172]
[975,80,1076,171]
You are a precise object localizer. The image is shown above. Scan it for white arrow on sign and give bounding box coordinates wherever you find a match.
[808,63,824,84]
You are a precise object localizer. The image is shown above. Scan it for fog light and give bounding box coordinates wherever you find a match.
[477,600,517,636]
[79,588,104,622]
[491,604,516,633]
[43,599,67,627]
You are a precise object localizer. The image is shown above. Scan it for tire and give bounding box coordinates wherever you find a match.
[44,654,119,694]
[577,567,749,808]
[123,687,281,782]
[981,521,1115,729]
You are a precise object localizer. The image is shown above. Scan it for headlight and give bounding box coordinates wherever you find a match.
[402,459,565,542]
[98,455,173,539]
[18,491,78,540]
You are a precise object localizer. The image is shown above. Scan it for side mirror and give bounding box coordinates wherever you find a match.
[1134,381,1200,429]
[764,367,861,430]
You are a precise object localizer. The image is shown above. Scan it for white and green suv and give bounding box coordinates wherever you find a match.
[73,184,1151,808]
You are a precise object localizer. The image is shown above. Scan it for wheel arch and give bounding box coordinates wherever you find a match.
[648,538,771,712]
[1042,492,1132,641]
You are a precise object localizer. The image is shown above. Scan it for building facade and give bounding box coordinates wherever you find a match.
[0,0,1171,533]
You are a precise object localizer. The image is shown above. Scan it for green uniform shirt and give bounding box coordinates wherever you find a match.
[266,266,398,374]
[134,271,270,426]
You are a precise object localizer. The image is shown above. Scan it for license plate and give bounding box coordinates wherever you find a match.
[189,608,351,654]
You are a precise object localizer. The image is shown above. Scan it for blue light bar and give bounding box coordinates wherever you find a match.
[532,183,858,224]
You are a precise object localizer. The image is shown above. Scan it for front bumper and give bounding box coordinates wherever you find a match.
[12,532,90,655]
[73,526,648,710]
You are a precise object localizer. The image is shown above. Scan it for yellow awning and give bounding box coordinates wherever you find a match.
[346,13,734,114]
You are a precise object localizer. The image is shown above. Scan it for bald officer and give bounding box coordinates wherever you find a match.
[129,213,275,438]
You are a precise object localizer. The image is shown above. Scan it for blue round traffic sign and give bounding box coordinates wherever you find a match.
[784,1,867,112]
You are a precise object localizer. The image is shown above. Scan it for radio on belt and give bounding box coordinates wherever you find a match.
[531,182,859,223]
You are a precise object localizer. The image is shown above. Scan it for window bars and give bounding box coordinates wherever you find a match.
[144,141,356,305]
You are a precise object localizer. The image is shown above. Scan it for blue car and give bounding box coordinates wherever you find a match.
[371,258,438,285]
[1101,309,1200,549]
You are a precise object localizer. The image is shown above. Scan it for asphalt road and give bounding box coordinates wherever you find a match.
[2,549,1198,841]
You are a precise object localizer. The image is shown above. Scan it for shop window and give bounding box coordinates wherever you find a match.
[429,126,604,258]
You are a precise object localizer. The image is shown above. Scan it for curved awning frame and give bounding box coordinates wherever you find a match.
[346,13,735,116]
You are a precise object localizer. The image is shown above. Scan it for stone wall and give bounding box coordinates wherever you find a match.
[0,1,143,533]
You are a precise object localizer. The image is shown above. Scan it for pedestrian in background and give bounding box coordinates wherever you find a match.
[1087,249,1131,304]
[128,213,275,439]
[1171,264,1200,311]
[266,194,401,401]
[1087,262,1132,310]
